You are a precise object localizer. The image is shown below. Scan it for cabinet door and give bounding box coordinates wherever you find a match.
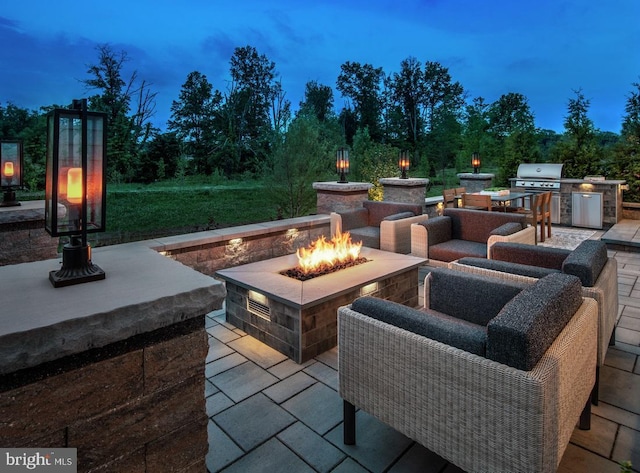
[572,192,603,229]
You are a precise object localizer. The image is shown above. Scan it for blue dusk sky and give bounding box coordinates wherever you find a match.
[1,0,638,134]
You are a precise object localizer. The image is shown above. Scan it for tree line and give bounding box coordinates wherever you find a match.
[1,44,639,215]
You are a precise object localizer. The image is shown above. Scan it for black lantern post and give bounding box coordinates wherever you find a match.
[398,150,410,179]
[472,152,481,174]
[0,140,23,207]
[45,99,107,287]
[336,148,349,183]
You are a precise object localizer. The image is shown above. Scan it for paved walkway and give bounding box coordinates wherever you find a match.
[205,222,640,473]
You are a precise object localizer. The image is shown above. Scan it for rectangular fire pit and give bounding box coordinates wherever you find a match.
[216,248,425,363]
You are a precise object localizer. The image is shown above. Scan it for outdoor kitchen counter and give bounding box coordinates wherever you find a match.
[559,178,626,227]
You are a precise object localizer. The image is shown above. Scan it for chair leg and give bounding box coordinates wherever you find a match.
[579,397,592,430]
[344,400,356,445]
[539,221,545,242]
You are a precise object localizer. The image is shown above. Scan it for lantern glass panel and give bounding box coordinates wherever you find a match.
[45,108,106,237]
[0,141,23,188]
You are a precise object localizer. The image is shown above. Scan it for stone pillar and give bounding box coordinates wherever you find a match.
[313,181,373,214]
[0,200,59,266]
[379,177,429,208]
[0,245,226,472]
[457,173,495,193]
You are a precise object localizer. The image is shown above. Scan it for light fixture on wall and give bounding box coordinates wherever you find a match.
[398,150,410,179]
[472,152,481,174]
[336,148,349,183]
[0,140,23,207]
[45,99,107,287]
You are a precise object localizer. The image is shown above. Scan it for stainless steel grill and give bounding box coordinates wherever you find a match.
[510,163,563,223]
[513,163,563,190]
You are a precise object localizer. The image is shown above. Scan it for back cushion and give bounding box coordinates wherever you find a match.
[492,242,570,269]
[351,296,487,355]
[487,273,583,370]
[339,208,369,231]
[420,216,452,246]
[444,208,526,243]
[364,201,423,226]
[562,240,608,287]
[427,268,525,326]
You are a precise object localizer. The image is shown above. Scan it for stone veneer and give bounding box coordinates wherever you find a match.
[0,243,225,472]
[312,181,373,215]
[218,248,425,363]
[0,200,58,265]
[157,215,331,276]
[379,177,429,209]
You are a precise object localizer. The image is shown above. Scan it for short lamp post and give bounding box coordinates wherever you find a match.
[472,152,481,174]
[398,150,410,179]
[45,99,107,288]
[0,140,23,207]
[336,148,349,183]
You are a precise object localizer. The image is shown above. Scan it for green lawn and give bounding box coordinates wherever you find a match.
[16,169,472,244]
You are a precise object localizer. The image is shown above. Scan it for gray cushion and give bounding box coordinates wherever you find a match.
[349,226,380,249]
[444,208,527,243]
[383,211,415,221]
[427,268,526,326]
[351,296,487,355]
[419,216,452,246]
[486,273,583,371]
[339,208,369,231]
[490,222,524,237]
[562,240,608,287]
[429,240,487,262]
[491,242,570,270]
[457,257,561,279]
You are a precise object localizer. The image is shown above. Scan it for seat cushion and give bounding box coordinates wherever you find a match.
[348,226,380,249]
[351,296,487,355]
[487,273,583,371]
[429,240,487,262]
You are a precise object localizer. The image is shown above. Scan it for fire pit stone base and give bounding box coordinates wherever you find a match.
[218,248,425,363]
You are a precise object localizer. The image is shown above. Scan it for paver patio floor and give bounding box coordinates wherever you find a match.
[205,222,640,473]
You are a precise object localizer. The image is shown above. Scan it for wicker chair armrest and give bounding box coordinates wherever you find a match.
[380,214,429,254]
[410,222,429,259]
[487,226,536,258]
[338,297,597,473]
[448,260,539,285]
[580,258,618,366]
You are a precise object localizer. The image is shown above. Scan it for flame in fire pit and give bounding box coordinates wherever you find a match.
[296,230,363,274]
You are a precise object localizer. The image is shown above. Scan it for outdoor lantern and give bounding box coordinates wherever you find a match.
[0,140,23,207]
[472,152,481,174]
[45,99,107,287]
[336,148,349,183]
[398,150,410,179]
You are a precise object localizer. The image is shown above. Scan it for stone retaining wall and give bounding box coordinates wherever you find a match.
[0,317,208,473]
[153,215,331,276]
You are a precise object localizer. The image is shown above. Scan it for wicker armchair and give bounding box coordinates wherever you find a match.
[330,201,427,254]
[448,239,618,404]
[339,269,597,473]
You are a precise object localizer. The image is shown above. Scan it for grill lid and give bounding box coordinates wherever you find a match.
[516,163,563,179]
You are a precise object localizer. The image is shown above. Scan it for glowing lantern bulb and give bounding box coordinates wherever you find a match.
[67,168,83,204]
[3,161,13,177]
